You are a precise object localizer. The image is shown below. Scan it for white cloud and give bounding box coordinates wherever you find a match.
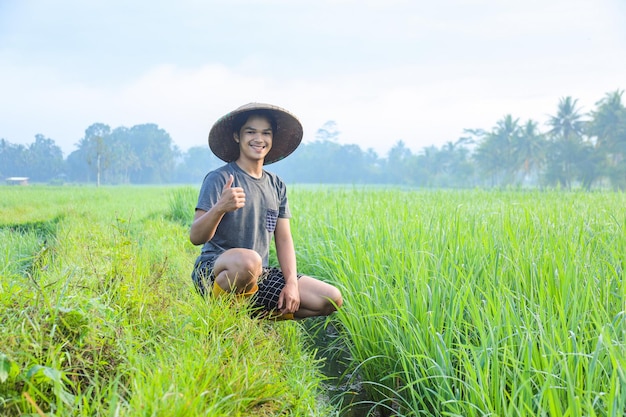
[1,0,625,159]
[2,58,624,159]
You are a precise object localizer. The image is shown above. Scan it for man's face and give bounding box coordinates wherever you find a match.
[234,115,273,163]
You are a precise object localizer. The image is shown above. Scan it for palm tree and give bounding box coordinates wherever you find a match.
[545,97,586,188]
[438,138,474,187]
[473,115,521,186]
[547,97,585,140]
[386,140,413,184]
[513,120,547,186]
[587,90,626,189]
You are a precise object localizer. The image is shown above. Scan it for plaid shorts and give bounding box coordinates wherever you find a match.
[191,254,302,312]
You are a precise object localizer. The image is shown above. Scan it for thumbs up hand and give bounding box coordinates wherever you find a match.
[218,174,246,212]
[223,174,234,191]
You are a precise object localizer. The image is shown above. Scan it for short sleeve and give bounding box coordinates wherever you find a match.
[196,169,229,212]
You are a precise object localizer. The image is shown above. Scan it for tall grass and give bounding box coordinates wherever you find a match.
[1,186,333,416]
[290,187,626,416]
[4,185,625,416]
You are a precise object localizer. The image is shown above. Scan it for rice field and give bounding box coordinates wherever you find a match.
[292,187,626,416]
[1,185,625,416]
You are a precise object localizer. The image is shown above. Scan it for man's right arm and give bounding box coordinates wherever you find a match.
[189,174,245,245]
[189,207,225,245]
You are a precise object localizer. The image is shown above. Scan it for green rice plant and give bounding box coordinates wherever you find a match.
[0,228,45,278]
[289,187,626,416]
[0,213,62,278]
[166,186,197,226]
[5,185,625,416]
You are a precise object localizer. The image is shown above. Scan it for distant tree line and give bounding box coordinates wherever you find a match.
[1,90,625,189]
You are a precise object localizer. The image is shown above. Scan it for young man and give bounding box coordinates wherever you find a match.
[190,103,343,320]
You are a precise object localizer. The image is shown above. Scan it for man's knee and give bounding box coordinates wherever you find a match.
[331,287,343,310]
[237,250,263,279]
[324,287,343,314]
[215,249,262,290]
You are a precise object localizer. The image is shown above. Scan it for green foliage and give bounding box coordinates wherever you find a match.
[289,186,626,416]
[172,145,223,183]
[0,135,63,182]
[0,139,28,179]
[0,354,20,383]
[0,186,333,416]
[4,89,626,189]
[166,186,197,226]
[4,184,626,416]
[67,122,179,184]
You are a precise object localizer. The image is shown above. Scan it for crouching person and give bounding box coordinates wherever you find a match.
[190,103,343,320]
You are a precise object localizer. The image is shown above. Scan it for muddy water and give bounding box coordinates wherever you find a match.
[303,318,382,417]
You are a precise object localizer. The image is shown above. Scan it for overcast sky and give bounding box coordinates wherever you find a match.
[1,0,625,158]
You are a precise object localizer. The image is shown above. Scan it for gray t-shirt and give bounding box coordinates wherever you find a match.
[195,162,291,266]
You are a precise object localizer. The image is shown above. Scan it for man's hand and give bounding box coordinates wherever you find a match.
[278,280,300,314]
[218,174,245,212]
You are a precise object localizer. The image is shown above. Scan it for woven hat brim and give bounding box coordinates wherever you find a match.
[208,103,303,165]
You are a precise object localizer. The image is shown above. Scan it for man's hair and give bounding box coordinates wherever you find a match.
[232,110,278,136]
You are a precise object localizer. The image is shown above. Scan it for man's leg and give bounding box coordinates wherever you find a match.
[295,276,343,318]
[212,248,262,296]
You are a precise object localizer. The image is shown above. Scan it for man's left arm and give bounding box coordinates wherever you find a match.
[274,218,300,314]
